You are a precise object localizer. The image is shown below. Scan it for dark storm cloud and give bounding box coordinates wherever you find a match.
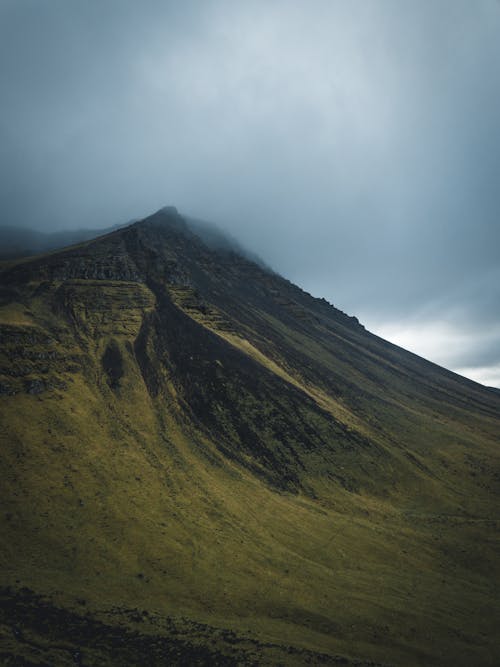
[0,1,499,383]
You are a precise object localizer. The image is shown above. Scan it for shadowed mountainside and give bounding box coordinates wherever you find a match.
[1,207,499,666]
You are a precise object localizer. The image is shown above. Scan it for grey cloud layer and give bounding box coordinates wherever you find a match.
[1,0,499,379]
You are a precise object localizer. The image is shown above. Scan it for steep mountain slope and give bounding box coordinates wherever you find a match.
[1,207,499,666]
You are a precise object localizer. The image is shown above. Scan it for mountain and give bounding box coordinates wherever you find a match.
[1,206,499,666]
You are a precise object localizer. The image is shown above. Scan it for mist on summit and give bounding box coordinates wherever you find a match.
[0,0,499,385]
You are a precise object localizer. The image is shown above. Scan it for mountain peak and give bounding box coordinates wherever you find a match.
[133,204,186,233]
[159,204,179,216]
[145,204,182,225]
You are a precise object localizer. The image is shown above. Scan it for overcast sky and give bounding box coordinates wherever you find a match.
[1,0,499,387]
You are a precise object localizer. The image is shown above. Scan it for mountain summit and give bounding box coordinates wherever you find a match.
[1,208,499,666]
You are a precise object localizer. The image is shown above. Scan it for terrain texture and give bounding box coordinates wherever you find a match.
[1,207,499,666]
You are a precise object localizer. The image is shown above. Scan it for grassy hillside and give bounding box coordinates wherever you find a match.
[1,208,499,666]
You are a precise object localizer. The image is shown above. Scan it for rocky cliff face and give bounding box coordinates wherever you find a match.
[1,208,499,666]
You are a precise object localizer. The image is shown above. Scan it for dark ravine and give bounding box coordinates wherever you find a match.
[1,207,499,666]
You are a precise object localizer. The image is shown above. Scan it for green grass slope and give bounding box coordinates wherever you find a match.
[1,208,499,666]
